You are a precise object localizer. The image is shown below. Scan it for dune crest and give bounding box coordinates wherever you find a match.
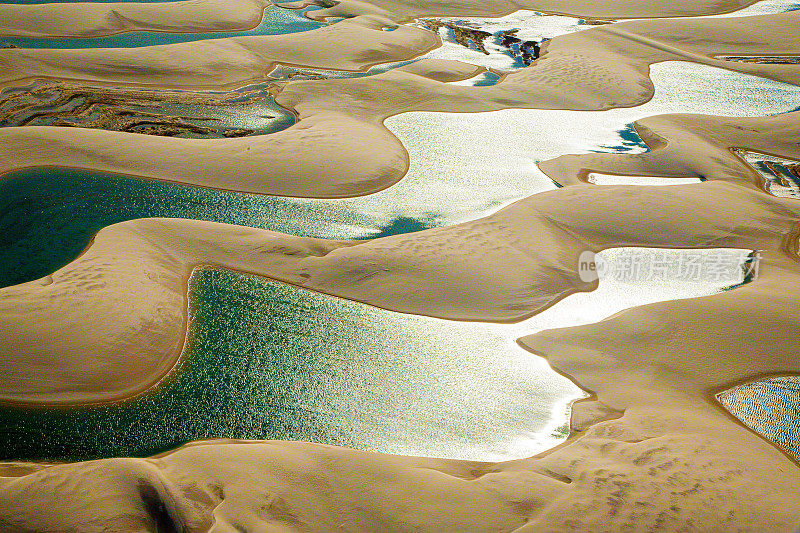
[2,0,800,530]
[0,0,272,39]
[3,178,800,528]
[0,0,762,40]
[2,11,799,198]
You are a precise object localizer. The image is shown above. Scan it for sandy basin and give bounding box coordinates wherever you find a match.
[1,0,800,531]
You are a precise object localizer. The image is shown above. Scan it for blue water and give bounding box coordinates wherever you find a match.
[1,3,798,467]
[718,376,800,461]
[0,167,440,288]
[0,268,578,462]
[472,71,501,86]
[0,5,326,48]
[596,124,650,153]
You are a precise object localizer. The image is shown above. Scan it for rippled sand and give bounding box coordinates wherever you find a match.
[1,0,800,530]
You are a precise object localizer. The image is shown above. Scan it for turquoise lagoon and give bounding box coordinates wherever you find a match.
[0,1,799,463]
[0,247,753,462]
[0,4,326,49]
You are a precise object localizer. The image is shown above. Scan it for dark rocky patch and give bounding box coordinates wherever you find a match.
[0,81,278,138]
[719,55,800,64]
[421,19,492,55]
[498,29,541,66]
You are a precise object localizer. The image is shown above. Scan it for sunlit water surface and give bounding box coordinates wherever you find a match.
[734,149,800,198]
[0,0,798,462]
[718,376,800,461]
[354,61,800,226]
[0,248,751,461]
[0,5,326,48]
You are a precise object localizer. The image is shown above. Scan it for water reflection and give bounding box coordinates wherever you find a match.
[414,10,588,70]
[0,2,796,464]
[375,61,800,222]
[413,0,799,71]
[0,5,326,49]
[587,173,703,185]
[718,376,800,461]
[0,247,751,462]
[734,149,800,198]
[0,64,796,287]
[0,168,377,288]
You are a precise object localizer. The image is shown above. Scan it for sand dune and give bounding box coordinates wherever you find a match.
[3,112,799,404]
[541,111,800,187]
[3,175,800,528]
[3,0,800,530]
[0,0,761,40]
[0,0,272,38]
[0,15,438,89]
[5,106,800,529]
[2,11,798,198]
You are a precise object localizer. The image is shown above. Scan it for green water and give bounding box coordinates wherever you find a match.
[0,167,439,288]
[0,5,327,49]
[1,7,798,465]
[0,268,577,461]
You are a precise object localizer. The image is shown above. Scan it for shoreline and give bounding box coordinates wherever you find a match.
[2,1,800,529]
[0,0,766,42]
[1,12,799,199]
[4,107,800,406]
[1,165,796,406]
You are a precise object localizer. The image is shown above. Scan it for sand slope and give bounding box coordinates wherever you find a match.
[4,108,800,529]
[0,0,760,40]
[2,189,799,528]
[2,11,798,197]
[3,1,800,531]
[0,111,797,397]
[0,0,271,39]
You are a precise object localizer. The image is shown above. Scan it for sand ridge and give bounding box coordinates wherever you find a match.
[3,130,800,529]
[2,11,800,198]
[3,130,799,404]
[2,0,800,530]
[540,111,800,187]
[0,0,762,40]
[0,0,276,39]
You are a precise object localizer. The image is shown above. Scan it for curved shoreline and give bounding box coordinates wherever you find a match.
[2,11,798,199]
[3,1,800,530]
[4,107,800,405]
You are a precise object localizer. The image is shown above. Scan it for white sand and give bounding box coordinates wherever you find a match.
[3,180,800,528]
[2,11,798,197]
[0,0,761,39]
[2,1,800,531]
[3,110,800,528]
[5,108,799,403]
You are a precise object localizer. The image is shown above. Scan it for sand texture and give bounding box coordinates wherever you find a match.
[2,0,800,531]
[0,0,274,39]
[2,10,799,196]
[3,111,800,529]
[0,0,761,40]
